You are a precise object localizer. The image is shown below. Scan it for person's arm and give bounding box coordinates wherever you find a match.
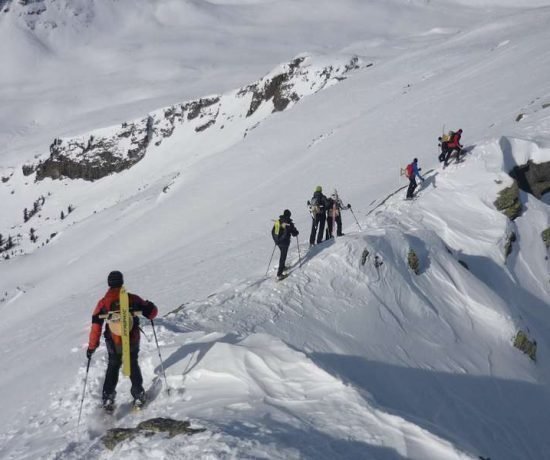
[136,295,158,320]
[129,294,158,319]
[88,300,105,353]
[415,164,425,181]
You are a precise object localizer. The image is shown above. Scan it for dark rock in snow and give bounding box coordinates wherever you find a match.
[494,182,522,220]
[102,417,206,451]
[510,160,550,199]
[513,330,537,361]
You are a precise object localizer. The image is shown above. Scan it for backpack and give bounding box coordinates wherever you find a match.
[272,219,281,243]
[309,196,321,216]
[441,131,454,143]
[405,163,414,178]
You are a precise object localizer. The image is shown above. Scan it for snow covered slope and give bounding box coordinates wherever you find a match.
[1,0,550,459]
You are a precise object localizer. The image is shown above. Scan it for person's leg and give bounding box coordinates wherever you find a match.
[326,215,333,239]
[309,218,317,245]
[444,148,452,166]
[129,351,145,400]
[277,245,289,277]
[336,215,343,236]
[406,177,416,198]
[317,214,326,243]
[103,352,122,401]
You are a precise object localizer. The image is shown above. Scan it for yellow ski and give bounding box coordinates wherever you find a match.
[119,286,132,377]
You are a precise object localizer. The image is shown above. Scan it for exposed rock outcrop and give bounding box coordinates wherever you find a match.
[25,55,367,182]
[494,182,522,220]
[102,418,206,450]
[513,330,537,361]
[510,160,550,199]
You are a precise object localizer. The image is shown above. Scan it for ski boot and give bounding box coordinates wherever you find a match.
[102,392,116,413]
[132,391,147,411]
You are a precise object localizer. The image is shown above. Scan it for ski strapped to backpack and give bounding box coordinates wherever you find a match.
[119,287,132,376]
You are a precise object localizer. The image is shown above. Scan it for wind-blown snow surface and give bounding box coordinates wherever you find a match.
[1,0,550,459]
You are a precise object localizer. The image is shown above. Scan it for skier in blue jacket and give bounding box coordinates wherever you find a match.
[406,158,425,199]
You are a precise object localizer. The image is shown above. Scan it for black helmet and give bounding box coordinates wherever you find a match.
[283,209,291,218]
[107,270,124,288]
[413,158,418,163]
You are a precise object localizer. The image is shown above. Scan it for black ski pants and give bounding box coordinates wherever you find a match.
[103,350,144,400]
[406,176,418,199]
[326,214,343,238]
[277,244,289,276]
[310,213,326,245]
[438,147,450,163]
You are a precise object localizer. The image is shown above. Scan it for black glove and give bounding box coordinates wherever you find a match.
[347,204,351,209]
[143,300,157,318]
[86,348,95,359]
[295,231,300,236]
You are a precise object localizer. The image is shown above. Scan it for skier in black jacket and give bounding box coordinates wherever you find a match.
[308,186,329,246]
[271,209,299,280]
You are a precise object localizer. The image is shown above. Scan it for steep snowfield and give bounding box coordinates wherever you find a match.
[1,0,550,459]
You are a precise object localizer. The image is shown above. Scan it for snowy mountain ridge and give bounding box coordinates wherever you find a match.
[25,55,364,182]
[5,134,549,460]
[0,53,365,258]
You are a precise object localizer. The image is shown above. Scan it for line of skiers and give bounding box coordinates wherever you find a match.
[271,187,352,280]
[85,130,465,413]
[403,128,464,199]
[272,130,465,277]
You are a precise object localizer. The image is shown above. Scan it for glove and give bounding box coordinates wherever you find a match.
[295,231,300,236]
[86,348,95,359]
[142,300,157,318]
[347,204,351,209]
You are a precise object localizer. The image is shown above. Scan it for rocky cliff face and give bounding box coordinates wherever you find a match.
[0,0,93,31]
[24,54,368,182]
[511,160,550,198]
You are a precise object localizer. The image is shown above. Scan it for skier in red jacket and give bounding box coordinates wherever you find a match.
[445,129,463,165]
[86,270,158,411]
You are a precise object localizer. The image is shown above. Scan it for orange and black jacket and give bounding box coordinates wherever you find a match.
[88,287,158,351]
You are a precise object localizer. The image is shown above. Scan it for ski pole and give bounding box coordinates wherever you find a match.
[76,356,91,435]
[150,319,170,395]
[349,206,363,231]
[265,244,276,277]
[296,236,302,267]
